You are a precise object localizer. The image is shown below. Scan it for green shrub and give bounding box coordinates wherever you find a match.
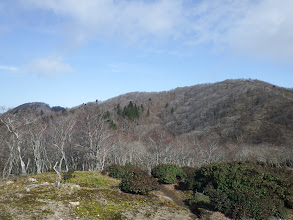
[189,161,293,219]
[206,189,286,220]
[106,164,127,178]
[182,166,197,190]
[119,165,158,195]
[63,168,75,181]
[107,163,159,195]
[189,192,210,208]
[151,164,186,184]
[106,163,140,179]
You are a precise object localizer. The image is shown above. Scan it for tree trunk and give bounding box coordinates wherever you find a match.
[53,161,62,188]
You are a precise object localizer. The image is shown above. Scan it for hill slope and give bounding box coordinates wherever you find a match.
[6,79,293,146]
[100,79,293,145]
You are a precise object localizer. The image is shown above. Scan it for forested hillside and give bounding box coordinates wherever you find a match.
[0,79,293,178]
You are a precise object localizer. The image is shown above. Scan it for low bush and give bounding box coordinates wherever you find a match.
[206,189,286,220]
[188,192,210,208]
[106,163,140,179]
[181,166,197,190]
[188,161,293,219]
[151,164,186,184]
[106,164,127,178]
[119,165,158,195]
[63,168,75,181]
[100,170,107,175]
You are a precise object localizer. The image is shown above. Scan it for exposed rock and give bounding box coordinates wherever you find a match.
[157,194,173,202]
[64,183,81,190]
[6,181,14,185]
[69,201,80,206]
[28,178,37,183]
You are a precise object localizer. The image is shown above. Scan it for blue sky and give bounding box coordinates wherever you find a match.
[1,0,293,108]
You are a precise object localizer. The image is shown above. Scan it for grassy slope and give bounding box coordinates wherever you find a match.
[0,171,192,220]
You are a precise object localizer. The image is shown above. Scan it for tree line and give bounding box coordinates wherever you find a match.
[0,103,292,179]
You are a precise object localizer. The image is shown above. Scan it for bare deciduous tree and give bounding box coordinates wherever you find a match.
[53,161,62,188]
[1,113,32,175]
[50,115,76,172]
[199,141,220,164]
[27,117,48,173]
[77,107,112,171]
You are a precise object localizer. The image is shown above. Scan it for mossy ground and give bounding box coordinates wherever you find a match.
[0,171,192,220]
[65,171,117,188]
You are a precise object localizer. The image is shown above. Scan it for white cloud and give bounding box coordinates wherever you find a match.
[227,0,293,62]
[184,1,251,45]
[22,0,187,43]
[181,0,293,62]
[26,56,74,76]
[0,57,73,76]
[20,0,293,63]
[107,63,122,73]
[0,65,19,71]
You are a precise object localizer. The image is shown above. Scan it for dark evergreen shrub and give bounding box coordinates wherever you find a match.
[188,192,210,208]
[189,161,292,219]
[119,165,158,195]
[63,168,75,181]
[151,164,186,184]
[206,189,286,220]
[106,164,126,178]
[182,166,197,190]
[101,170,107,175]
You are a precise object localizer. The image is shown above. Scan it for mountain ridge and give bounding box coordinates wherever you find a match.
[95,79,293,145]
[5,79,293,146]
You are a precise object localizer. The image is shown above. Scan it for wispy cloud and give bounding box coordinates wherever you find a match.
[227,0,293,62]
[20,0,293,63]
[107,64,122,73]
[21,0,187,43]
[182,0,293,62]
[26,56,74,76]
[0,65,19,71]
[1,57,74,77]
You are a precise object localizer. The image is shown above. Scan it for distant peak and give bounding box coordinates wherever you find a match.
[12,102,51,112]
